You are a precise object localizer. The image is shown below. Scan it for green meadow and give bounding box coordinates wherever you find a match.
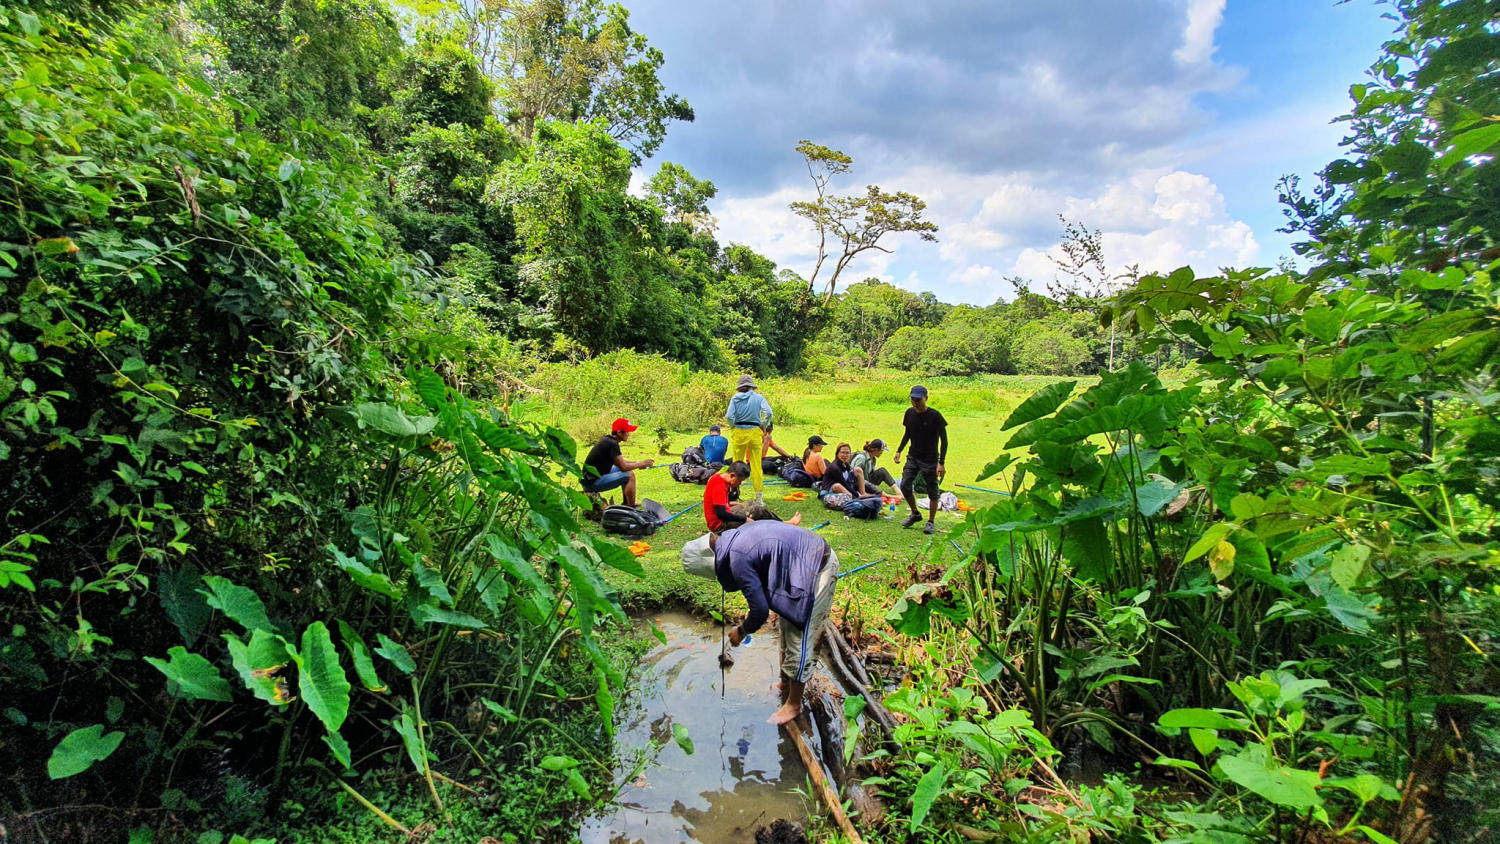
[557,373,1081,621]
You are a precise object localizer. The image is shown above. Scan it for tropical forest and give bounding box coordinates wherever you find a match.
[0,0,1496,842]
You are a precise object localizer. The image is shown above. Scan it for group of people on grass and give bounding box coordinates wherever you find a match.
[581,376,951,726]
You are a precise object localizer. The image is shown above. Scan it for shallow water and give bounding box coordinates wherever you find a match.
[579,612,809,843]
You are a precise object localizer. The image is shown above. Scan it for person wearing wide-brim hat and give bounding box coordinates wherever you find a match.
[724,374,774,500]
[681,520,839,726]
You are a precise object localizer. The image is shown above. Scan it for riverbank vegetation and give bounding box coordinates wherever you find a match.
[2,0,1496,842]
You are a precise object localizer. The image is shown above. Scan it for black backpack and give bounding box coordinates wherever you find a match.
[681,445,707,467]
[669,462,715,484]
[762,455,793,475]
[842,496,884,520]
[779,460,814,488]
[601,505,657,536]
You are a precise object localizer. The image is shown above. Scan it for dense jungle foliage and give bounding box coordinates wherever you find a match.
[0,0,1496,842]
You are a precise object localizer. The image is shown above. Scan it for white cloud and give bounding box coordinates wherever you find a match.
[1174,0,1226,65]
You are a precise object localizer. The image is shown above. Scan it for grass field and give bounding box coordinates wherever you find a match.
[564,372,1079,624]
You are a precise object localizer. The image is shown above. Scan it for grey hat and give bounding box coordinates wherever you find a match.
[736,374,757,391]
[681,534,716,579]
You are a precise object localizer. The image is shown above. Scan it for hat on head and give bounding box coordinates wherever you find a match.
[736,374,757,391]
[807,435,827,446]
[868,438,887,450]
[680,534,716,579]
[709,424,721,432]
[612,417,638,433]
[909,384,928,399]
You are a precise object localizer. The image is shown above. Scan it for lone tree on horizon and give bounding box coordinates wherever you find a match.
[790,140,938,307]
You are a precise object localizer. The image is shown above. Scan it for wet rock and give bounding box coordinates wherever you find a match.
[754,818,809,844]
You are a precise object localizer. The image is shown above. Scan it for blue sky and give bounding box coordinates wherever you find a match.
[623,0,1396,305]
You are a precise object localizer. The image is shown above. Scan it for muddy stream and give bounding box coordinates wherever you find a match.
[578,612,810,843]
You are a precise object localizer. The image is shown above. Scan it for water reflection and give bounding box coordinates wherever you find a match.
[579,613,808,843]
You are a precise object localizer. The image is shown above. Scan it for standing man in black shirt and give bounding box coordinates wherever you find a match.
[893,384,948,535]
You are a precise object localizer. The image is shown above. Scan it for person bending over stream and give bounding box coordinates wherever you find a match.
[681,520,839,725]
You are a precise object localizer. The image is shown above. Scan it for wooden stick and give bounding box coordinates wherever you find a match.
[784,719,865,844]
[826,624,871,688]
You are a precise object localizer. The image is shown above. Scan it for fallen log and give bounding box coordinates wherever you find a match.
[826,624,871,687]
[784,719,865,844]
[808,687,847,790]
[822,630,900,739]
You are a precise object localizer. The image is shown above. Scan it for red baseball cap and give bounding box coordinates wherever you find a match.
[612,417,638,433]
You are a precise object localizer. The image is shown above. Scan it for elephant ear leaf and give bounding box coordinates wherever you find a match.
[145,646,232,702]
[294,622,351,732]
[47,724,124,779]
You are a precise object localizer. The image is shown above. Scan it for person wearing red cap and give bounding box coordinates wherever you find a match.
[582,418,654,506]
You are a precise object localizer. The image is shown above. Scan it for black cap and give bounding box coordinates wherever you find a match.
[808,435,827,446]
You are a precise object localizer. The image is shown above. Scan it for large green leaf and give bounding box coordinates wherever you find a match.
[1216,750,1322,811]
[323,731,352,771]
[974,452,1015,483]
[375,633,416,674]
[295,622,351,732]
[393,706,430,774]
[145,646,232,702]
[355,402,438,437]
[47,724,125,779]
[909,760,948,832]
[1001,381,1076,430]
[409,604,488,629]
[1158,708,1248,731]
[487,534,555,623]
[584,535,646,578]
[158,563,210,645]
[200,576,276,633]
[337,621,386,693]
[329,545,400,600]
[557,546,624,636]
[224,629,292,705]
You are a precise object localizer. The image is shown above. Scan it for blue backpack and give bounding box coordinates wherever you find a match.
[779,461,814,488]
[842,496,883,520]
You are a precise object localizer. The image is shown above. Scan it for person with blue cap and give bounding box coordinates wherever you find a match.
[894,384,948,534]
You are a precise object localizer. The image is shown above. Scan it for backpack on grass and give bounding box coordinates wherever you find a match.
[681,445,707,467]
[601,499,669,537]
[779,460,814,488]
[669,462,715,484]
[842,496,884,520]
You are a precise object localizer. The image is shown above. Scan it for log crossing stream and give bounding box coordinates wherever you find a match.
[579,612,810,843]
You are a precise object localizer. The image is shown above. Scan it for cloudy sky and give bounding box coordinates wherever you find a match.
[623,0,1395,305]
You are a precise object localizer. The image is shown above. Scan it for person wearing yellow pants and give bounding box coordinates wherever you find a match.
[725,374,773,500]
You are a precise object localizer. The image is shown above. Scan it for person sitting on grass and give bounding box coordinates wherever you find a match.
[681,520,839,725]
[818,442,869,497]
[700,423,729,466]
[703,462,803,533]
[802,435,829,480]
[851,439,899,494]
[582,417,654,507]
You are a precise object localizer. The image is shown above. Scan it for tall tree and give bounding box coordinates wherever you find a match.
[645,161,717,234]
[789,140,938,306]
[451,0,693,161]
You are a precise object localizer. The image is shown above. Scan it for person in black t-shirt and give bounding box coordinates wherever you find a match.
[582,417,655,506]
[893,384,948,535]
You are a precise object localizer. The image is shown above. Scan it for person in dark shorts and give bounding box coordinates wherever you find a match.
[894,385,948,534]
[582,417,655,506]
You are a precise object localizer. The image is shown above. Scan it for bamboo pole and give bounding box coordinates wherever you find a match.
[783,719,865,844]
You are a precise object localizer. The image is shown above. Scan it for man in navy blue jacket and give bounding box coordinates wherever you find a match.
[683,520,840,725]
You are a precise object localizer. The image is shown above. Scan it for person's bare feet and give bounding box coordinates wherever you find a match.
[769,702,800,725]
[788,512,803,526]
